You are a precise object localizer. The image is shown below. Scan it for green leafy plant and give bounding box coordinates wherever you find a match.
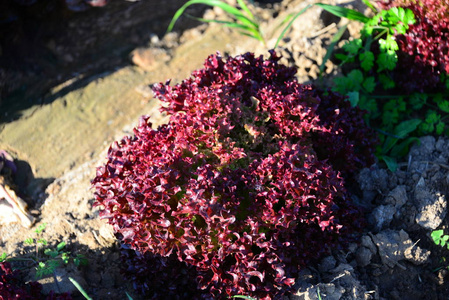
[431,229,449,250]
[430,229,449,273]
[1,223,88,281]
[329,4,420,171]
[327,1,449,171]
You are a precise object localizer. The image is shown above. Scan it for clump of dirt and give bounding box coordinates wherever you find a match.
[1,0,448,299]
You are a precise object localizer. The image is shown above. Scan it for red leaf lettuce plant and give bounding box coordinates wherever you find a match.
[92,51,377,299]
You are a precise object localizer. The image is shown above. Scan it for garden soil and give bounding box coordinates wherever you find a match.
[0,0,448,299]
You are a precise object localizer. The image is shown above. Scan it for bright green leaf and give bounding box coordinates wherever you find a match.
[24,238,34,245]
[62,252,70,264]
[57,241,66,252]
[35,223,47,235]
[0,253,7,262]
[404,8,416,25]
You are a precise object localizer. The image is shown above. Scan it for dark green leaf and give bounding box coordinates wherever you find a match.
[342,38,362,55]
[377,50,397,71]
[347,91,359,106]
[360,51,374,71]
[362,76,376,93]
[390,137,420,157]
[394,119,421,138]
[44,249,59,258]
[434,94,449,113]
[334,53,349,62]
[378,73,395,89]
[436,120,445,135]
[382,155,397,172]
[347,69,364,89]
[409,93,427,110]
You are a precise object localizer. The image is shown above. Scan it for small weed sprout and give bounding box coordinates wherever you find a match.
[431,229,449,250]
[1,223,88,281]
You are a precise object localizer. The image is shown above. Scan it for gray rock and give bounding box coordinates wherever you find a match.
[371,204,397,231]
[372,229,430,268]
[414,177,447,230]
[356,246,373,267]
[357,167,390,205]
[404,242,431,265]
[370,185,408,231]
[372,230,409,268]
[384,185,408,207]
[318,255,337,273]
[291,283,344,300]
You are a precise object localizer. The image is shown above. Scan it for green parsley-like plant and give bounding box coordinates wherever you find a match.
[1,223,88,281]
[328,1,449,171]
[329,4,420,171]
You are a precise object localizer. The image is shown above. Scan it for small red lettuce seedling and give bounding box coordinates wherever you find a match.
[92,51,376,299]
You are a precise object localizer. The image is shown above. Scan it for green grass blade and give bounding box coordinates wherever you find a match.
[319,23,348,74]
[69,277,93,300]
[236,0,256,21]
[239,30,264,42]
[275,4,313,48]
[315,3,370,23]
[189,15,260,36]
[167,0,257,33]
